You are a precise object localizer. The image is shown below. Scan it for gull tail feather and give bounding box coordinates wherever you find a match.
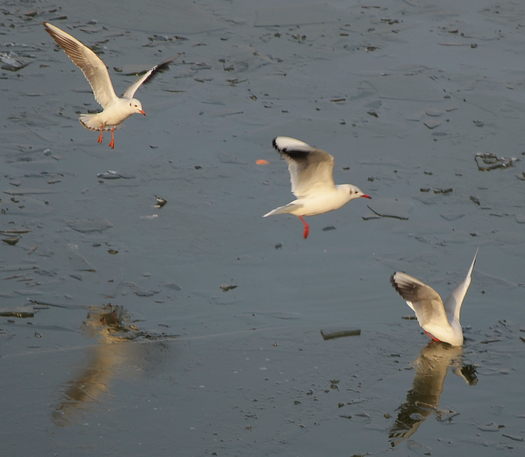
[79,113,106,131]
[263,203,302,217]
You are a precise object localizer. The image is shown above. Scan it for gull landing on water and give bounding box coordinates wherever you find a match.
[263,136,371,239]
[390,249,479,346]
[43,22,180,148]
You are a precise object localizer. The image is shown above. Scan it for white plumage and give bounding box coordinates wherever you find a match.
[44,22,180,148]
[390,249,479,346]
[264,137,371,239]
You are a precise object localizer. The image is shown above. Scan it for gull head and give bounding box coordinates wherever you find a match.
[339,184,371,201]
[128,98,146,116]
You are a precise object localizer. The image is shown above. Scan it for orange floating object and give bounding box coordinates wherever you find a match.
[256,159,269,165]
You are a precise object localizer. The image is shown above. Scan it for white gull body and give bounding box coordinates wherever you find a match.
[390,249,478,346]
[263,136,371,239]
[44,22,180,148]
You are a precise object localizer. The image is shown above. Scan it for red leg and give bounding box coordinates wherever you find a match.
[98,125,104,144]
[108,127,116,149]
[299,216,309,239]
[425,330,442,342]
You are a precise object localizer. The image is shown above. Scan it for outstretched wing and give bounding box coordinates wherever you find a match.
[390,272,450,329]
[122,53,182,99]
[44,22,118,108]
[443,248,478,324]
[272,136,335,198]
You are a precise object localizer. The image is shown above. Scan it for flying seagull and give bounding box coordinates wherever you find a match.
[264,136,371,239]
[44,22,180,148]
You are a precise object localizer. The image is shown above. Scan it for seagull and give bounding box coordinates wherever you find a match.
[390,249,479,346]
[263,136,371,239]
[43,22,180,148]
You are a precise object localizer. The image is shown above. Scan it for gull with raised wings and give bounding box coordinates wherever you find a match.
[264,136,371,239]
[390,249,479,346]
[44,22,180,148]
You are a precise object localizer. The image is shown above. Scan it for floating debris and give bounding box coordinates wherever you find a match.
[0,52,29,71]
[470,196,481,206]
[475,152,517,171]
[320,326,361,340]
[366,199,413,220]
[433,188,453,194]
[96,170,135,179]
[502,434,524,442]
[0,306,35,318]
[478,422,501,432]
[220,284,238,292]
[2,236,20,246]
[322,225,336,231]
[154,196,167,208]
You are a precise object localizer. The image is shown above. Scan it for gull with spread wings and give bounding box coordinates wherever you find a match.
[44,22,180,148]
[264,136,371,239]
[390,249,478,346]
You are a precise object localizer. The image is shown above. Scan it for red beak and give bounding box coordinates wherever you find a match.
[139,109,146,116]
[361,194,372,199]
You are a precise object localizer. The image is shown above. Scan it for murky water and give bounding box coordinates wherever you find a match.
[1,0,524,455]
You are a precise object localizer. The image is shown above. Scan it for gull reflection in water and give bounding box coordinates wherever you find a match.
[389,341,478,447]
[53,304,172,427]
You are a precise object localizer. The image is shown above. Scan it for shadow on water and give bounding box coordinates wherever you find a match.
[389,341,478,447]
[52,304,175,427]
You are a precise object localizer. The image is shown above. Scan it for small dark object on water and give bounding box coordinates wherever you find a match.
[470,196,481,206]
[220,284,237,292]
[154,196,167,208]
[401,315,417,320]
[274,242,283,249]
[321,326,361,340]
[2,236,20,245]
[322,225,336,231]
[433,188,453,194]
[480,338,501,344]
